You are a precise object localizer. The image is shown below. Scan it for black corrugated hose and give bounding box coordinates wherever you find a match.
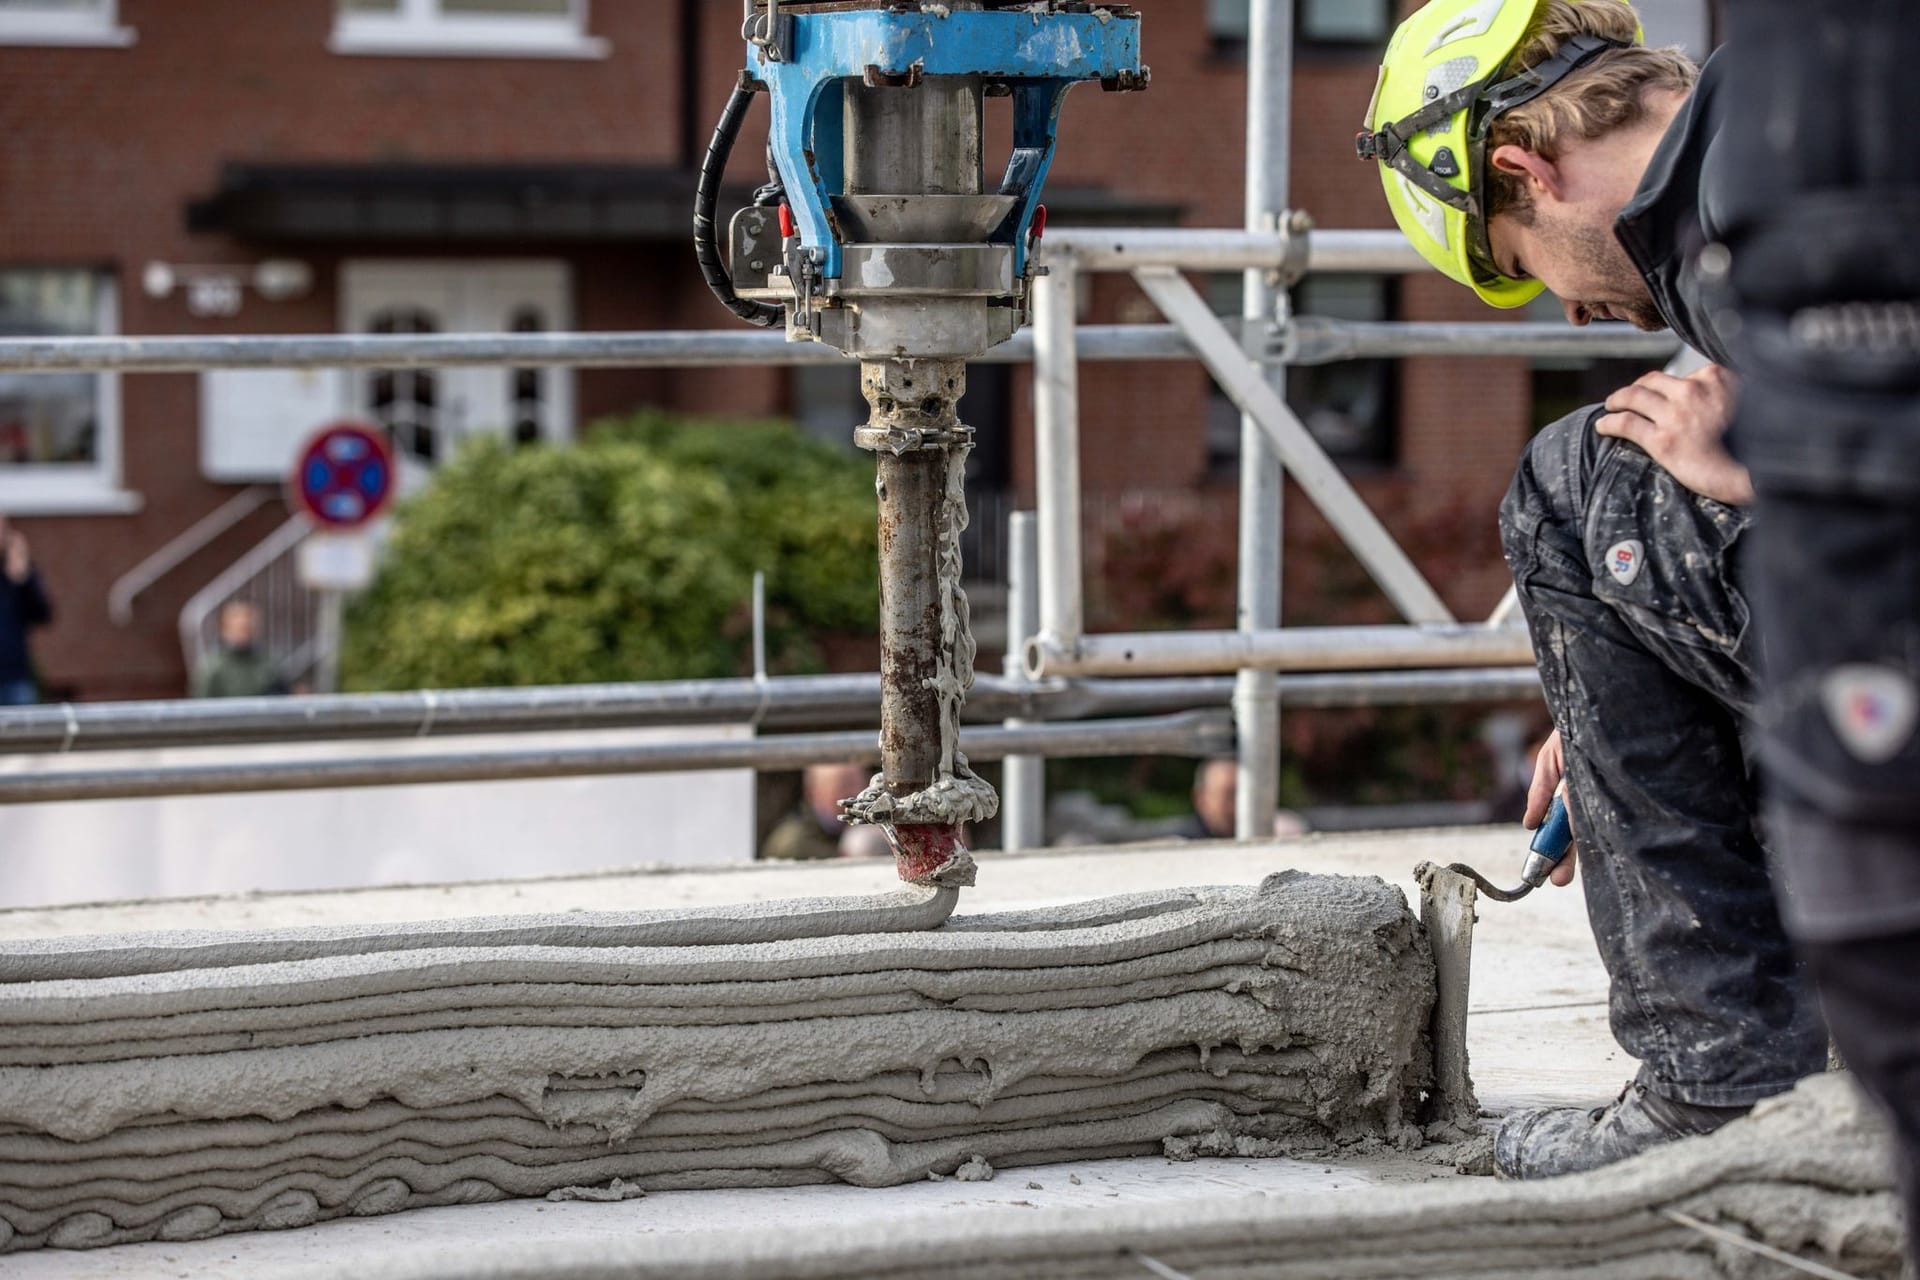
[695,83,785,328]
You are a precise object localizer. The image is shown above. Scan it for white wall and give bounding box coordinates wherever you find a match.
[0,726,755,909]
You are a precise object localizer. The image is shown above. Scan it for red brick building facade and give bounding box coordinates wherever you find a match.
[0,0,1711,700]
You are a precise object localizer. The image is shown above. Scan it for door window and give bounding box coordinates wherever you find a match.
[343,261,573,469]
[508,305,546,447]
[368,307,442,465]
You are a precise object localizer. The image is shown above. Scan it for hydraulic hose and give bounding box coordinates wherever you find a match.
[695,83,785,329]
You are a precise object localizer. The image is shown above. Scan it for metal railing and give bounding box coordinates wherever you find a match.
[0,298,1676,379]
[0,713,1237,806]
[106,486,276,626]
[0,668,1542,757]
[0,668,1543,806]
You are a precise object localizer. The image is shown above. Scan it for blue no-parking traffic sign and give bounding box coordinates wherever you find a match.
[290,422,395,530]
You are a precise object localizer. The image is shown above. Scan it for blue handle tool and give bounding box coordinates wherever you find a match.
[1517,791,1574,888]
[1446,791,1573,903]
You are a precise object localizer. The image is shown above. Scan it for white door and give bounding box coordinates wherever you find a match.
[341,260,575,480]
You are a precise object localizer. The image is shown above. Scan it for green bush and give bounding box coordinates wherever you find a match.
[341,412,878,690]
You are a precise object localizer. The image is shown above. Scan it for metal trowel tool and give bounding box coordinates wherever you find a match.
[1448,792,1575,904]
[1413,859,1480,1128]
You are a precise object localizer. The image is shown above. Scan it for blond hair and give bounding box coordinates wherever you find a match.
[1484,0,1698,222]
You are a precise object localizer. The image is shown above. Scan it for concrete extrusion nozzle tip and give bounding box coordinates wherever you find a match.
[890,823,978,888]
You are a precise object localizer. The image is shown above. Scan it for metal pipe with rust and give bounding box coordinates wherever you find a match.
[843,360,997,885]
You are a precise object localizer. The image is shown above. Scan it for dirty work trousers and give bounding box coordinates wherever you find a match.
[1714,0,1920,1255]
[1499,409,1827,1109]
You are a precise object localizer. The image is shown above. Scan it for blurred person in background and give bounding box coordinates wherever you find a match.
[1183,757,1309,841]
[0,515,51,705]
[191,601,287,699]
[763,761,883,861]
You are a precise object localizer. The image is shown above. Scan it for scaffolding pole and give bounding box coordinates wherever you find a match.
[1000,511,1046,851]
[0,316,1676,375]
[1235,0,1292,839]
[1033,259,1085,664]
[0,712,1234,807]
[0,668,1538,756]
[1028,625,1537,678]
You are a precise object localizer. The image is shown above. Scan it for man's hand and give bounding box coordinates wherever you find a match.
[1525,728,1578,887]
[4,532,30,585]
[1596,364,1753,506]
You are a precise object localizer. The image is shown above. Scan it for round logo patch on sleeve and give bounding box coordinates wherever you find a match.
[1819,663,1918,764]
[1604,539,1645,587]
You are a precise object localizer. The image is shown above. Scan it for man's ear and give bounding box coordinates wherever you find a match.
[1489,144,1564,203]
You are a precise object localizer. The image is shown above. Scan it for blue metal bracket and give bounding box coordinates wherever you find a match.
[750,7,1142,281]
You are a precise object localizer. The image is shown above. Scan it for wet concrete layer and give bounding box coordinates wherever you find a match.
[264,1074,1906,1280]
[0,871,1436,1253]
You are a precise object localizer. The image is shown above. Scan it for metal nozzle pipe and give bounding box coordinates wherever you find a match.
[873,440,950,795]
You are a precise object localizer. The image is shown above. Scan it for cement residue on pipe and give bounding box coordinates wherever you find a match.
[845,357,997,835]
[0,872,1434,1252]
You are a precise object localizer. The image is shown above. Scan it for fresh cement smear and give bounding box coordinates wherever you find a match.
[0,871,1435,1252]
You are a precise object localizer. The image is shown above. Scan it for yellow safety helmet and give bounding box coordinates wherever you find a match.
[1357,0,1641,307]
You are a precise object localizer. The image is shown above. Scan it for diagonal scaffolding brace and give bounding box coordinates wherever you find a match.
[1130,264,1457,627]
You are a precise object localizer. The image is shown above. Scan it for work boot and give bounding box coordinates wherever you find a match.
[1494,1080,1751,1179]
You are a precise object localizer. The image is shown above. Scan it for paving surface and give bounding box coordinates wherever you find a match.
[0,827,1627,1278]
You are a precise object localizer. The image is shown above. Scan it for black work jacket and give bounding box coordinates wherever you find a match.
[1612,49,1731,365]
[0,569,51,684]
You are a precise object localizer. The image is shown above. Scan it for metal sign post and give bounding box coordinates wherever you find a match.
[288,422,395,693]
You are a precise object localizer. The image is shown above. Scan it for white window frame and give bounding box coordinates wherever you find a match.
[330,0,606,60]
[0,270,140,515]
[0,0,135,48]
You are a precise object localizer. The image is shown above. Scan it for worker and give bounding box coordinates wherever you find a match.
[191,601,287,699]
[763,761,883,861]
[0,514,51,705]
[1712,2,1920,1259]
[1358,0,1831,1180]
[1184,757,1309,841]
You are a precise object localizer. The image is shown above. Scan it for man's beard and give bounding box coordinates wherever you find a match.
[1607,294,1670,332]
[1542,211,1667,331]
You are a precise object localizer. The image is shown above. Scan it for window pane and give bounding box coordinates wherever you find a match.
[0,271,102,468]
[1299,275,1387,322]
[1294,276,1394,464]
[1203,275,1396,467]
[1302,0,1388,43]
[340,0,400,11]
[0,1,105,11]
[1204,273,1242,317]
[1207,0,1249,40]
[792,365,862,446]
[508,305,544,446]
[440,0,570,15]
[365,307,440,465]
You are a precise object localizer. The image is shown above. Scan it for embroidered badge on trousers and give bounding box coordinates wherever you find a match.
[1819,663,1918,764]
[1603,539,1644,587]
